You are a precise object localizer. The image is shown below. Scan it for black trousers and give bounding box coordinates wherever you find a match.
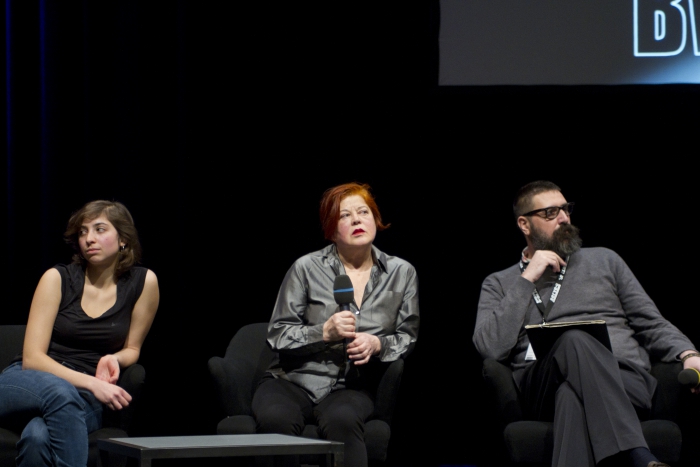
[251,376,375,467]
[520,329,658,467]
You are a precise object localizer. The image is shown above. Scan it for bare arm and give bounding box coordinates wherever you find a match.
[108,270,160,369]
[94,270,159,384]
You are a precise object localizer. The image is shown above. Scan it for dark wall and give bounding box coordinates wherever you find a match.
[4,2,700,466]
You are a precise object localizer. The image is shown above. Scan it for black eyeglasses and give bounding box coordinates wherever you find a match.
[522,202,575,220]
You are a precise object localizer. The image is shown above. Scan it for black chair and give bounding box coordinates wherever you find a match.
[0,324,146,467]
[207,322,405,466]
[481,357,684,466]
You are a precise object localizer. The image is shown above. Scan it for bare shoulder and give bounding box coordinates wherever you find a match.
[140,269,160,303]
[27,268,63,323]
[144,269,158,287]
[44,267,62,279]
[37,267,62,291]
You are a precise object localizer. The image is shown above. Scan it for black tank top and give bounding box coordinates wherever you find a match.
[13,263,148,375]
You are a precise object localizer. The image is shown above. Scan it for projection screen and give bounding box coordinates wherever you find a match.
[439,0,700,85]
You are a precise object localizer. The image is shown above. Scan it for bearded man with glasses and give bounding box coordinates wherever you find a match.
[473,180,700,467]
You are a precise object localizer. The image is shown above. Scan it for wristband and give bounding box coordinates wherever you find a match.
[681,352,700,363]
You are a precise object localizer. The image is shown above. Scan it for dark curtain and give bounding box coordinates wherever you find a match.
[3,0,434,321]
[2,2,448,465]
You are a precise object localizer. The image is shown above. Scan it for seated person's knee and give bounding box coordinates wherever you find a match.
[43,377,84,408]
[17,417,52,465]
[556,329,605,352]
[255,404,304,435]
[318,407,364,439]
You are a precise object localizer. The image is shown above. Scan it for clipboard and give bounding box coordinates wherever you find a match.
[525,320,611,359]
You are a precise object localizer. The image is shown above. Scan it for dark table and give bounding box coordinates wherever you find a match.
[97,433,344,466]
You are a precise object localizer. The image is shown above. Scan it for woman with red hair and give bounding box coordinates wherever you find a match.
[252,182,420,467]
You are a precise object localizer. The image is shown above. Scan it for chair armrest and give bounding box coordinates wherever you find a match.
[482,358,524,427]
[119,363,145,397]
[0,325,26,371]
[373,358,404,425]
[650,360,683,421]
[102,363,146,432]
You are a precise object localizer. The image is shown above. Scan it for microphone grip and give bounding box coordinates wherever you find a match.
[678,368,700,389]
[340,305,353,349]
[338,304,355,348]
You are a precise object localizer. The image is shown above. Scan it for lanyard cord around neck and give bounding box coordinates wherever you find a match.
[520,255,570,324]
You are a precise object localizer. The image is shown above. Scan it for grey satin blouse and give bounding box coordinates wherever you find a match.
[266,243,420,403]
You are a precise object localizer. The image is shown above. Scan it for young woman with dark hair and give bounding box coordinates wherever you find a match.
[0,200,160,467]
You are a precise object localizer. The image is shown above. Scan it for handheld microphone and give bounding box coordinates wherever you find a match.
[333,275,355,354]
[677,368,700,389]
[333,275,354,311]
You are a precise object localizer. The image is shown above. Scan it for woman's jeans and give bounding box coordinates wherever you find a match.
[0,362,103,467]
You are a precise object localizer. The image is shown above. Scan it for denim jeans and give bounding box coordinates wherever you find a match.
[0,362,103,467]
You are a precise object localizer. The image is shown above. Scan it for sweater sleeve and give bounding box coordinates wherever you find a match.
[612,252,696,361]
[473,268,537,362]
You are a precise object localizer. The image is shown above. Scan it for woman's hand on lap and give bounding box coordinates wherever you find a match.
[95,355,120,384]
[347,333,381,365]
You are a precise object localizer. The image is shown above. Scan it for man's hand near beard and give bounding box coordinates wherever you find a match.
[522,250,567,283]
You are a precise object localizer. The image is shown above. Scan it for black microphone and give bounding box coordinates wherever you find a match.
[333,275,354,311]
[677,368,700,389]
[333,274,355,354]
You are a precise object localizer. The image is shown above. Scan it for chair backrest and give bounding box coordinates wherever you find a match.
[223,322,276,384]
[482,358,524,429]
[0,325,26,370]
[207,322,276,418]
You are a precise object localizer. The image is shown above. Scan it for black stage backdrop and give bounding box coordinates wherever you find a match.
[3,2,700,467]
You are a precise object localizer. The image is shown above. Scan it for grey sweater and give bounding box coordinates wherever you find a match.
[473,247,696,387]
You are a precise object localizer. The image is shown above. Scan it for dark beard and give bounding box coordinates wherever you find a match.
[530,223,582,258]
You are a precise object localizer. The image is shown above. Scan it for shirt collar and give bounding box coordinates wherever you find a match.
[322,243,388,274]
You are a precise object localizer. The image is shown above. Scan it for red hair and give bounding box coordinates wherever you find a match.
[319,182,390,242]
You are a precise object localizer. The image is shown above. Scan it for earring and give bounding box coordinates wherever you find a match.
[120,245,126,252]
